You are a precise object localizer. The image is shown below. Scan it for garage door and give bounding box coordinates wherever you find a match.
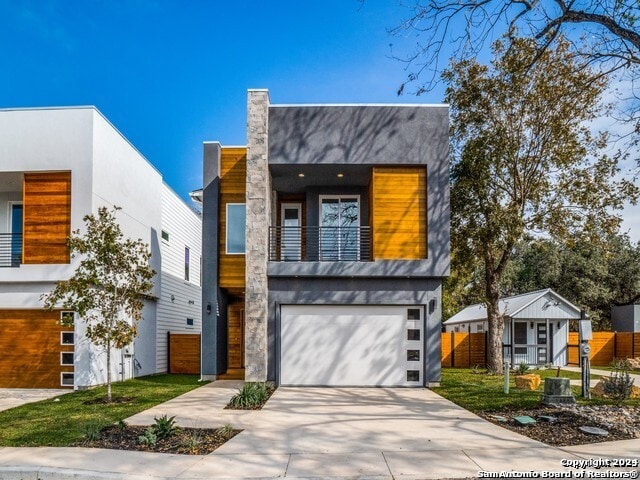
[280,305,423,387]
[0,310,74,388]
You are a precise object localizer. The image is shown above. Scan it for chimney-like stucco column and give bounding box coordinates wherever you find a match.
[245,89,271,381]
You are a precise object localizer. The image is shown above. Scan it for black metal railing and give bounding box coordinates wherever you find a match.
[503,344,549,366]
[269,226,372,262]
[0,233,22,267]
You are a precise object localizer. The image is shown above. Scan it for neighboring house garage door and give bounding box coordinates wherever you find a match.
[280,305,423,387]
[0,310,74,388]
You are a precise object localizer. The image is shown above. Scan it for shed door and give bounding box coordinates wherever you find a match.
[280,305,423,387]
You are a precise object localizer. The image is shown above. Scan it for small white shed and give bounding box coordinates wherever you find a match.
[443,289,581,366]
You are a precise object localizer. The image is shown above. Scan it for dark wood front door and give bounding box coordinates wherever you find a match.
[227,301,244,369]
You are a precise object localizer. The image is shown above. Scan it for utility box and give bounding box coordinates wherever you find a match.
[612,305,640,332]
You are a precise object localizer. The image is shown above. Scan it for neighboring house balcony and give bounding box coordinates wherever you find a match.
[0,233,22,268]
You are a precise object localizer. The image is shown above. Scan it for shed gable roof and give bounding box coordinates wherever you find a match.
[443,289,581,325]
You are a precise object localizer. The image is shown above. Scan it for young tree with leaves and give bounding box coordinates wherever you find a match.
[447,37,638,373]
[43,206,155,402]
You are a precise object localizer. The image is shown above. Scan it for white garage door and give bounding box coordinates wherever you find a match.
[280,305,423,387]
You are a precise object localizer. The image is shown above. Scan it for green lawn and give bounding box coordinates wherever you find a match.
[0,375,205,447]
[432,367,637,412]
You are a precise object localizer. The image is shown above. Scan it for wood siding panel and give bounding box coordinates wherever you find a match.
[0,310,74,388]
[219,148,246,289]
[168,333,201,374]
[23,172,71,264]
[615,332,634,360]
[371,167,426,260]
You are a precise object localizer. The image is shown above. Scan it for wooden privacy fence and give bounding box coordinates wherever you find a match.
[441,331,640,367]
[441,332,487,367]
[168,332,201,374]
[567,331,640,366]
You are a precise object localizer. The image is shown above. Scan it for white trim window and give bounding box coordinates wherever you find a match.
[60,352,74,366]
[60,331,74,345]
[226,203,246,254]
[60,372,74,387]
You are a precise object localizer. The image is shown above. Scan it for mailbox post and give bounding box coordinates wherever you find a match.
[579,310,592,399]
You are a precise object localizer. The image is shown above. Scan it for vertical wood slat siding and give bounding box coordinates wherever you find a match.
[370,167,426,260]
[227,299,244,369]
[219,148,246,289]
[0,310,74,388]
[168,333,201,374]
[23,171,72,264]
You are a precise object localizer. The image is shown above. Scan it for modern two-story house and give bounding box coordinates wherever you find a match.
[201,90,449,387]
[0,107,201,389]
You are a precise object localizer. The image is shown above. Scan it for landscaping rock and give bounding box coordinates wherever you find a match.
[515,374,541,390]
[538,415,557,423]
[627,357,640,370]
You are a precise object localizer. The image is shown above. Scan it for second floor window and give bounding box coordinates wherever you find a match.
[226,203,246,254]
[184,246,190,281]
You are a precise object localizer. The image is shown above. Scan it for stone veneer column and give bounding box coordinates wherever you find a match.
[245,90,271,382]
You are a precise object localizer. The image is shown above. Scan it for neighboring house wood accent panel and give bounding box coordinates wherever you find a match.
[168,333,201,374]
[370,167,426,260]
[22,171,71,264]
[0,309,74,388]
[219,148,246,288]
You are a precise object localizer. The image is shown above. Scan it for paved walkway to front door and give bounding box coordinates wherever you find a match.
[0,388,69,413]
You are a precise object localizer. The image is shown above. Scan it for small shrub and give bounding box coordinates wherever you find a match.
[515,362,529,376]
[138,426,158,446]
[471,364,483,374]
[228,382,270,409]
[116,419,128,430]
[603,367,635,404]
[217,423,235,440]
[182,430,203,451]
[153,414,179,439]
[83,421,102,442]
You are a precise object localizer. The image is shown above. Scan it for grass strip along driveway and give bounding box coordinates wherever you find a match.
[0,375,204,447]
[432,367,631,412]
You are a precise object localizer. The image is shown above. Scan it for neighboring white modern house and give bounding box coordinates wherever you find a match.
[443,289,581,366]
[0,107,201,389]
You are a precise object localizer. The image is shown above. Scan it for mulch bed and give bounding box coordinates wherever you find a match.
[479,405,640,446]
[78,425,242,455]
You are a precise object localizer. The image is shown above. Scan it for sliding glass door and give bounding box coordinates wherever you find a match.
[319,196,359,261]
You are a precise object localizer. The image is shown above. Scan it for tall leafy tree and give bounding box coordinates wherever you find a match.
[43,206,155,402]
[447,37,638,372]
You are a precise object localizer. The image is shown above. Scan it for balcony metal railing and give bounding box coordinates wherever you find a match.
[269,226,372,262]
[503,344,549,366]
[0,233,22,267]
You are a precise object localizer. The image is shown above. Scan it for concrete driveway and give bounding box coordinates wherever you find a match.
[0,388,69,413]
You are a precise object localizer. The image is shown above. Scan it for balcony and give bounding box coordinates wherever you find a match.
[0,233,22,268]
[269,226,372,262]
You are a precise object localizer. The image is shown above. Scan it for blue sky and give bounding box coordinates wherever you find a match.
[0,1,437,196]
[1,0,637,240]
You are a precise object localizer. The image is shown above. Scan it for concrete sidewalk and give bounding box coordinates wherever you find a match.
[563,365,640,385]
[0,382,638,479]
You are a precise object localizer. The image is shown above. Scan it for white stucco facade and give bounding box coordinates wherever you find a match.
[0,107,202,389]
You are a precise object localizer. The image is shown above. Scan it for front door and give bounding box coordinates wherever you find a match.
[281,203,301,261]
[537,323,548,364]
[319,196,359,261]
[227,302,245,370]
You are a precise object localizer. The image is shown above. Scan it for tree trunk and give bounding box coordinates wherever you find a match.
[106,343,112,403]
[485,269,505,374]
